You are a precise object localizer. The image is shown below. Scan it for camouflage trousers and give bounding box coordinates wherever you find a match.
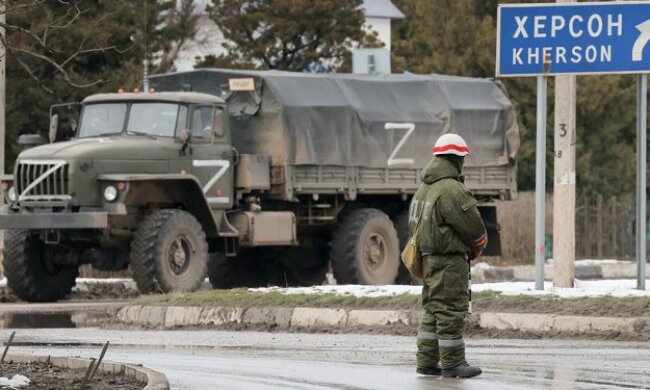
[417,254,469,370]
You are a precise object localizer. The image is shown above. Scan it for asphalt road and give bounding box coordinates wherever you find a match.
[1,328,649,390]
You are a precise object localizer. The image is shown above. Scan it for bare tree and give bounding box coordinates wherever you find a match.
[0,0,126,93]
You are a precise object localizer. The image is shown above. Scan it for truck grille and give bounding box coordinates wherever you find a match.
[15,160,71,202]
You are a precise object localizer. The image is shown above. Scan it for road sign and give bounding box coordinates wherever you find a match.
[497,1,650,76]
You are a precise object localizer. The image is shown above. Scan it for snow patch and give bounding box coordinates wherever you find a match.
[250,279,650,298]
[574,259,630,266]
[250,285,422,297]
[0,375,30,389]
[75,278,132,284]
[0,277,6,287]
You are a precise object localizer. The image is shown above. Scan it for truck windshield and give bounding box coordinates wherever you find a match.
[78,103,127,138]
[127,103,183,137]
[78,102,186,139]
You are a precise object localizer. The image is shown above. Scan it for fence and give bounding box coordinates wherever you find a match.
[575,193,638,260]
[497,192,643,261]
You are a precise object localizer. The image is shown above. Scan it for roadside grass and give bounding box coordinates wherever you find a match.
[135,288,421,310]
[135,289,650,317]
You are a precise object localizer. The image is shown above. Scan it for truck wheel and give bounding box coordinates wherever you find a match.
[392,211,420,285]
[330,208,400,285]
[3,230,78,302]
[130,209,208,294]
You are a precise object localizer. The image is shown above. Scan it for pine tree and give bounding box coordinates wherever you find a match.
[199,0,377,71]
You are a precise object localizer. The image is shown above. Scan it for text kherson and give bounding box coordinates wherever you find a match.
[510,13,622,66]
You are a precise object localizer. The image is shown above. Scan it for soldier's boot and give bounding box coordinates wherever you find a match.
[442,362,482,378]
[416,366,442,376]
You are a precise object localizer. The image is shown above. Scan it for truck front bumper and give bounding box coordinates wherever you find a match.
[0,208,108,229]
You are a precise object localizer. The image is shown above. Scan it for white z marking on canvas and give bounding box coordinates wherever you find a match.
[385,123,416,166]
[192,159,230,203]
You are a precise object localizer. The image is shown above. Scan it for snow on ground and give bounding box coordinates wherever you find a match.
[251,279,650,298]
[0,375,30,389]
[251,285,423,298]
[573,259,631,266]
[0,277,5,287]
[75,278,132,284]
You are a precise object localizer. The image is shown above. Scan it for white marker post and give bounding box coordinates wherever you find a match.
[552,0,577,290]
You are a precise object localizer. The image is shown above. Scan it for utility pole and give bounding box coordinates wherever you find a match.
[553,0,577,288]
[0,2,5,279]
[0,2,5,176]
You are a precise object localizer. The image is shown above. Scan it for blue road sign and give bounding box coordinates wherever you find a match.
[497,2,650,76]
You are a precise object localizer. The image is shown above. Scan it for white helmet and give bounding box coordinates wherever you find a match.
[432,133,470,157]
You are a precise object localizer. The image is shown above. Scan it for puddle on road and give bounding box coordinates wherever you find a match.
[0,311,108,329]
[0,312,75,328]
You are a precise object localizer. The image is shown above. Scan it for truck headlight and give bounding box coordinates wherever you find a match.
[104,185,118,202]
[8,186,16,202]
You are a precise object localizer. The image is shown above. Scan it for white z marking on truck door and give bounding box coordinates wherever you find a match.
[192,159,230,203]
[385,123,416,166]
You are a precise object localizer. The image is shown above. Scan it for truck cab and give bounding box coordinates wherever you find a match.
[0,92,246,301]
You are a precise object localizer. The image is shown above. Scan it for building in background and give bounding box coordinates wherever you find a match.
[172,0,404,71]
[362,0,405,52]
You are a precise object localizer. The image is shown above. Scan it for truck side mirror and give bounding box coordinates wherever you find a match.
[49,114,59,143]
[178,128,192,156]
[179,128,192,144]
[18,134,45,149]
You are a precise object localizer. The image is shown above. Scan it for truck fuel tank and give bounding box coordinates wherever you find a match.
[230,211,296,246]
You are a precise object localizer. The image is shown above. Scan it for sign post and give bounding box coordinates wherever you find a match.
[637,74,647,291]
[535,75,548,291]
[497,2,650,290]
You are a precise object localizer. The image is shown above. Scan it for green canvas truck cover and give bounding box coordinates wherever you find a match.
[149,69,519,169]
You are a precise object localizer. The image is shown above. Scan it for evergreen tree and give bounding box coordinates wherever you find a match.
[199,0,377,71]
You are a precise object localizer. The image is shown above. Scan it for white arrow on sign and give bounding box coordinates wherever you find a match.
[633,19,650,62]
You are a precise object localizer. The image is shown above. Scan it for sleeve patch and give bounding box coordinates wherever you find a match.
[461,197,478,211]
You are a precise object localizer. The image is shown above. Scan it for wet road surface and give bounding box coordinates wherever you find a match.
[1,328,649,389]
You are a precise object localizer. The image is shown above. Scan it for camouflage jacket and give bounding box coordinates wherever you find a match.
[408,157,488,256]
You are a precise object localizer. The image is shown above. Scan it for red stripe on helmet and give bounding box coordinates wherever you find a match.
[433,144,470,154]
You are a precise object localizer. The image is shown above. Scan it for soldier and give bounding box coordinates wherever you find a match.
[409,133,488,378]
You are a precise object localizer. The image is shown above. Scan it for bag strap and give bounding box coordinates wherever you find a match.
[412,206,425,242]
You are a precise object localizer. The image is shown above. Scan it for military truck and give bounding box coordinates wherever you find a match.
[0,69,519,302]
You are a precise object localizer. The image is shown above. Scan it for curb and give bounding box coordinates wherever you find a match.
[476,312,649,334]
[3,353,169,390]
[116,305,649,336]
[471,262,650,283]
[117,305,415,328]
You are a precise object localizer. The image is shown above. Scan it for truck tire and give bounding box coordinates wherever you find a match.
[330,208,400,285]
[130,209,208,294]
[392,211,420,285]
[2,230,78,302]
